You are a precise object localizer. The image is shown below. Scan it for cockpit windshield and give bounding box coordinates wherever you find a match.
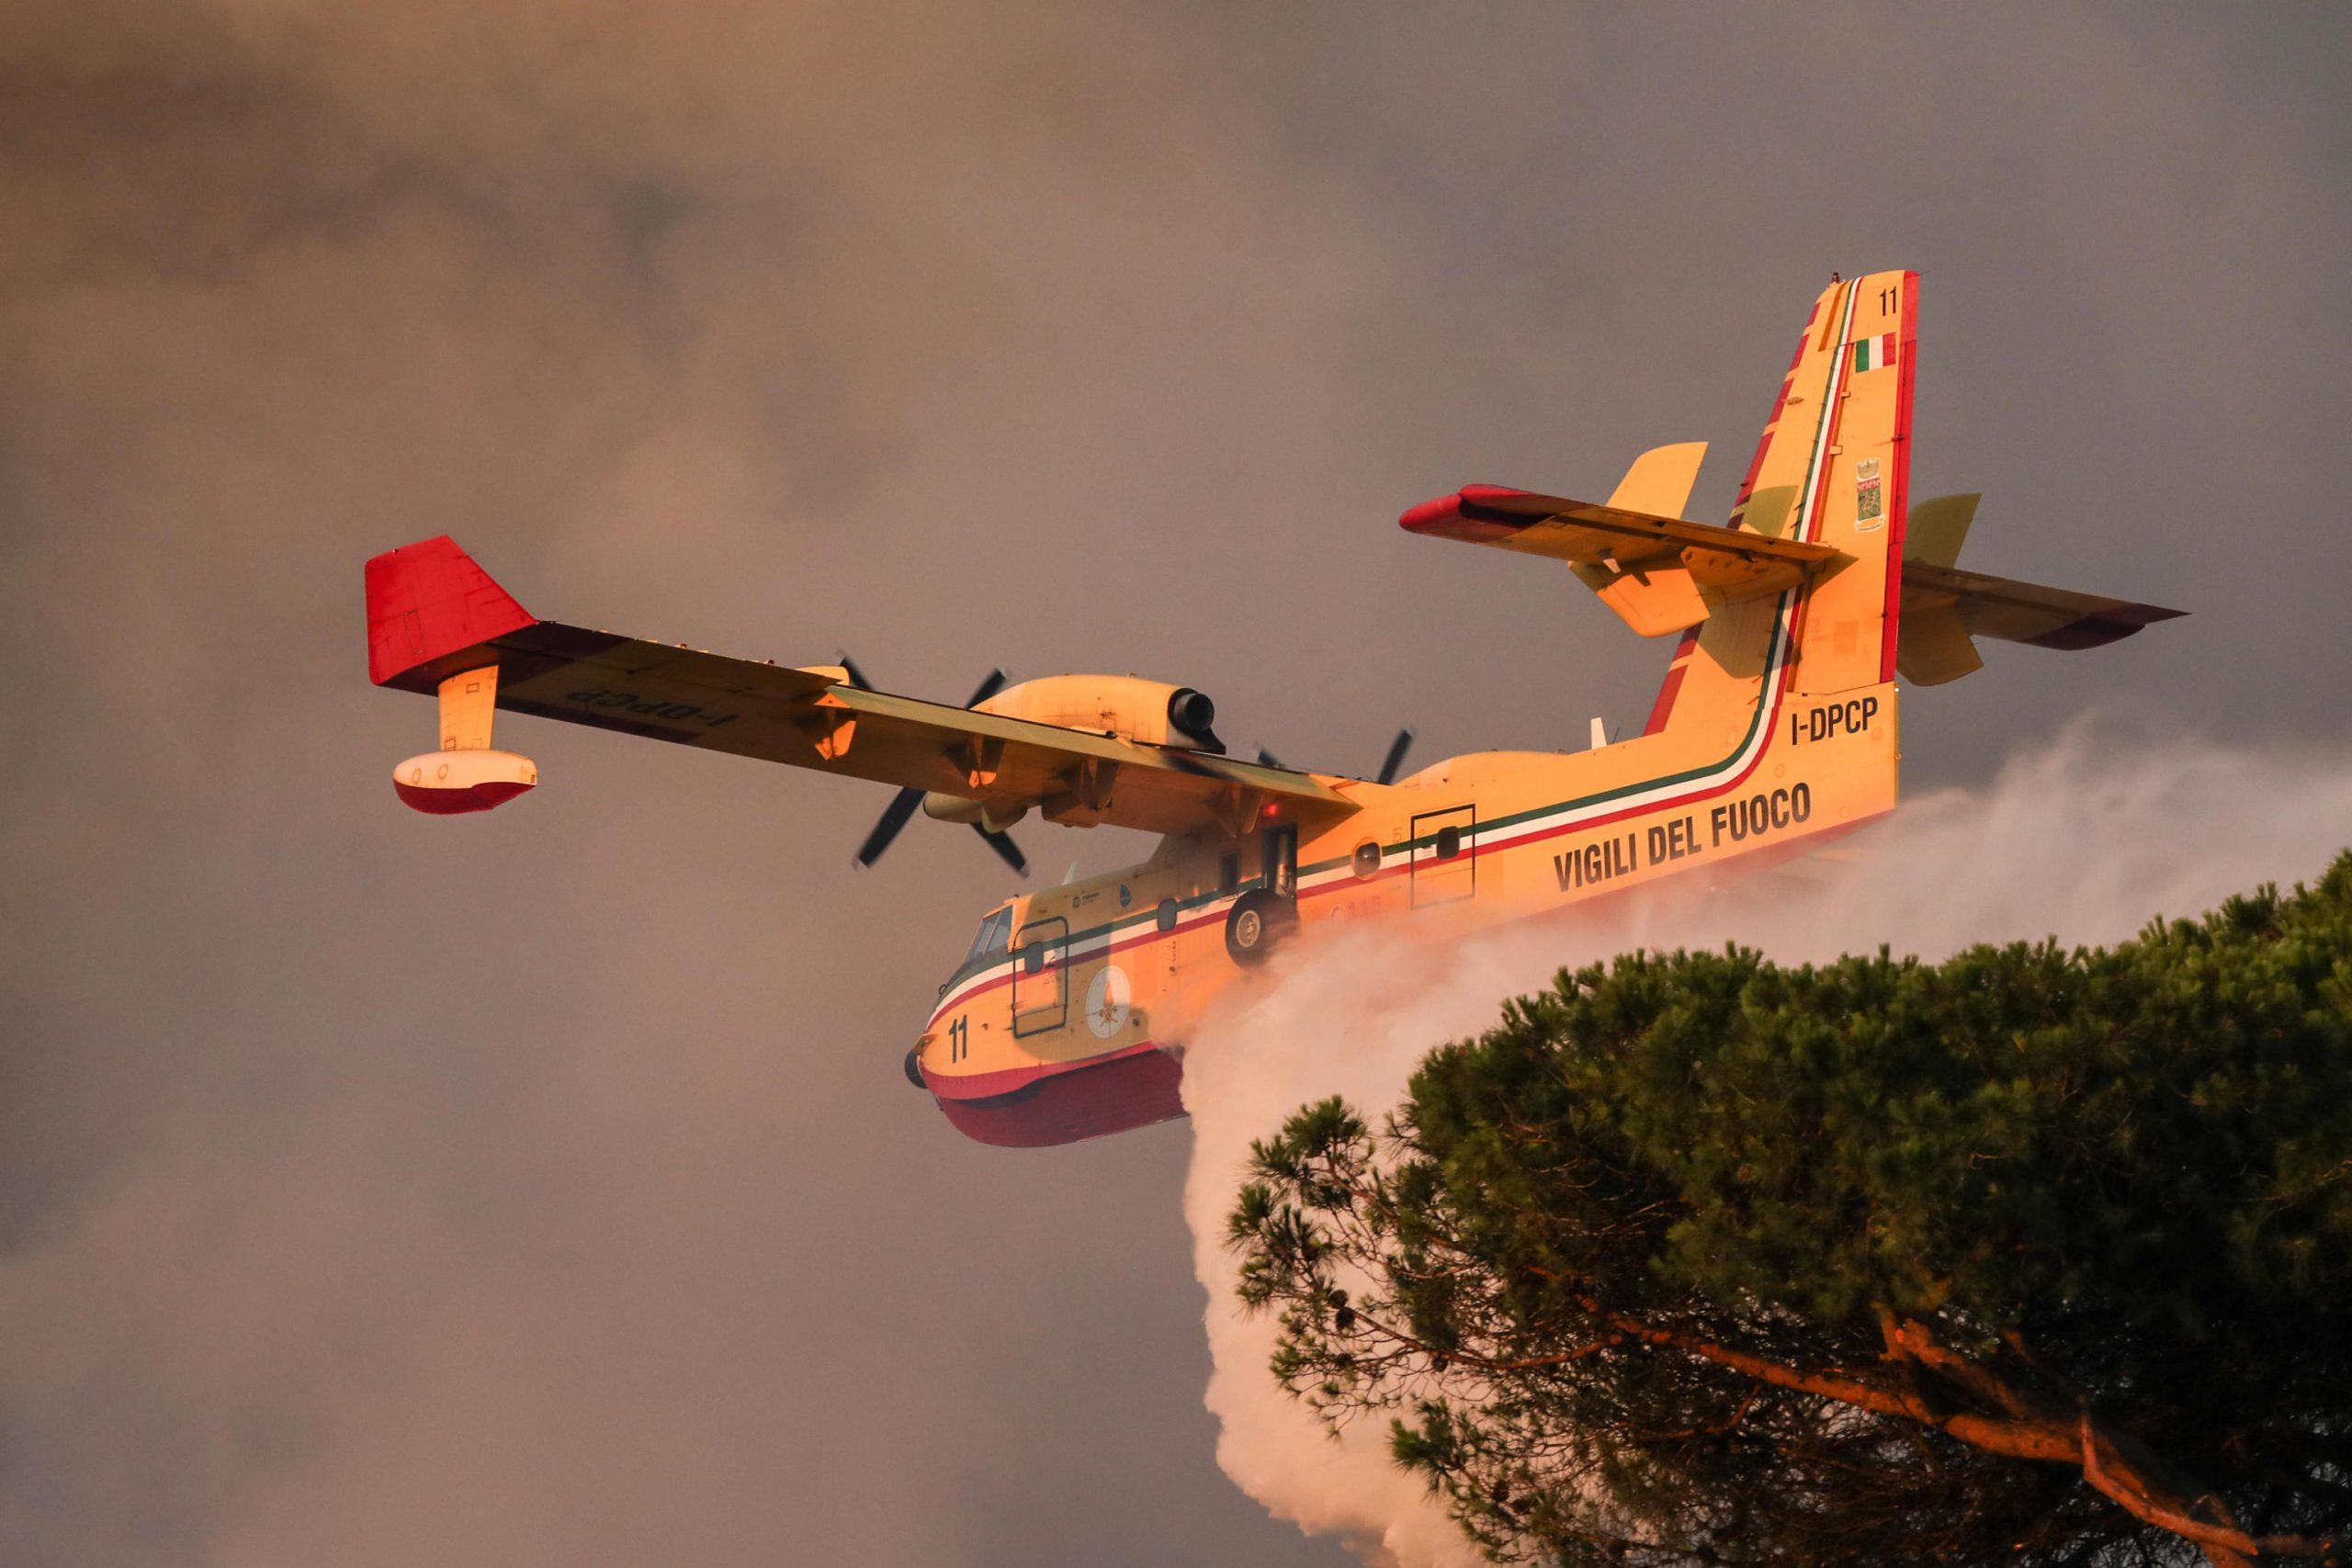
[962,907,1014,967]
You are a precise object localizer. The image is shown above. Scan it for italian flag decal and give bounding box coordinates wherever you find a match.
[1853,332,1896,372]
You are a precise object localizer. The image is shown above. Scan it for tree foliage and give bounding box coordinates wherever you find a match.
[1229,856,2352,1566]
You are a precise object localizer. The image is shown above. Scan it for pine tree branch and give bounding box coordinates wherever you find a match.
[1564,1294,2079,1463]
[2076,1413,2344,1564]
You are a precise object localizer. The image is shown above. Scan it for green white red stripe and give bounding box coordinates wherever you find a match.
[1853,332,1895,372]
[924,281,1870,1066]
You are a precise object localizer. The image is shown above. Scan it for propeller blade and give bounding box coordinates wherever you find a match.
[1257,747,1284,770]
[963,667,1009,708]
[974,826,1028,876]
[837,651,876,692]
[1376,728,1417,785]
[854,786,924,868]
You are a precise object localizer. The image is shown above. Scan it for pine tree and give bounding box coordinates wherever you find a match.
[1230,856,2352,1566]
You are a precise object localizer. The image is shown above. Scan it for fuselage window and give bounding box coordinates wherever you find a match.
[1156,897,1180,932]
[1434,826,1463,861]
[1352,841,1382,879]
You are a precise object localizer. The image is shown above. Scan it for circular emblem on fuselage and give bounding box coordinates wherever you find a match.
[1085,964,1133,1040]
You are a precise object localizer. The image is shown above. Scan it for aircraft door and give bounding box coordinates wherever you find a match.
[1012,917,1069,1037]
[1410,805,1476,907]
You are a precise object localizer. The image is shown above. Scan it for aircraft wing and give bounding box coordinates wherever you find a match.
[1899,559,2184,649]
[367,536,1354,836]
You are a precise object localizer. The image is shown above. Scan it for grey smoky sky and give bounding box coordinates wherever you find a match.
[1,4,2346,1563]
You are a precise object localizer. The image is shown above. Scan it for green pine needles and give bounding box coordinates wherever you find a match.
[1229,854,2352,1566]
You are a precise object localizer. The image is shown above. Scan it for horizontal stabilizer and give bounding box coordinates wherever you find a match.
[1896,560,2183,685]
[1400,478,1844,637]
[1902,561,2183,650]
[1890,493,2184,684]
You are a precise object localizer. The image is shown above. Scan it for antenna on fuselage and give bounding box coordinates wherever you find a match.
[1589,716,1614,750]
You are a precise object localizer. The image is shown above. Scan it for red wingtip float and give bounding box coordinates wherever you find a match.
[363,272,2186,1144]
[367,536,541,814]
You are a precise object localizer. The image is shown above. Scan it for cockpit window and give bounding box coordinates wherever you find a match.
[963,908,1013,966]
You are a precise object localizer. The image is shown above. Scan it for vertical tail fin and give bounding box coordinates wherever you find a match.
[1645,271,1917,739]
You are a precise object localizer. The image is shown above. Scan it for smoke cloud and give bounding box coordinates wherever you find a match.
[1180,720,2352,1563]
[0,5,1396,1562]
[5,4,2346,1563]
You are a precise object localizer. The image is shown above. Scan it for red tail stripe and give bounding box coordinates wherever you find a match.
[1879,271,1921,682]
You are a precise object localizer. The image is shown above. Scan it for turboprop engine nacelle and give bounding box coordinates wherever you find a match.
[391,665,538,815]
[971,675,1224,752]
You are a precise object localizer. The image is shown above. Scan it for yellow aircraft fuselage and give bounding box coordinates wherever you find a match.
[366,270,2182,1147]
[916,273,1911,1145]
[916,679,1896,1145]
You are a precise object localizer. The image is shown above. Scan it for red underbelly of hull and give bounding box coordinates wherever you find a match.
[929,1048,1186,1148]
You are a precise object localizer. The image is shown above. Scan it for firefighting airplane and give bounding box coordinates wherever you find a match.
[368,271,2180,1147]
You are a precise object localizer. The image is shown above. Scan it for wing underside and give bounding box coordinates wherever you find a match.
[1900,560,2183,650]
[1400,481,1847,636]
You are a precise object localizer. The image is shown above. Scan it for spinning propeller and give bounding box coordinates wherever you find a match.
[1256,727,1415,785]
[843,658,1028,876]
